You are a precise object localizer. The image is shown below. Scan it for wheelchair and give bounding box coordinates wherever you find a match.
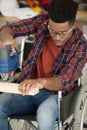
[58,83,87,130]
[8,36,87,130]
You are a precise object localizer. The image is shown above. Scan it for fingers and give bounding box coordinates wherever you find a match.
[18,80,32,96]
[10,47,16,56]
[18,79,41,96]
[0,38,16,56]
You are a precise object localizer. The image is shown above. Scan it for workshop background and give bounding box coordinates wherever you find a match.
[0,0,87,130]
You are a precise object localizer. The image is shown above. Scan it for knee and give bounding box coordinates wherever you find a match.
[36,104,54,124]
[36,96,58,124]
[36,106,57,130]
[36,105,47,122]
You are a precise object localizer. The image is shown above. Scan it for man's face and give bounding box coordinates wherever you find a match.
[48,19,75,47]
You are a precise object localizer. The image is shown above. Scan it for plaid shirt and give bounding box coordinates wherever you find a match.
[9,13,87,95]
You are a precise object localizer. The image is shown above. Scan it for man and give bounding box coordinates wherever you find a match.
[0,0,87,130]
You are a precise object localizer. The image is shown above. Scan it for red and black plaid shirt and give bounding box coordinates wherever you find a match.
[8,12,87,95]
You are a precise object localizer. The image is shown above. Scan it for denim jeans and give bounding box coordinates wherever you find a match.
[0,89,59,130]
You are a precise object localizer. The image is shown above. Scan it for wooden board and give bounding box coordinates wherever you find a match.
[0,82,39,95]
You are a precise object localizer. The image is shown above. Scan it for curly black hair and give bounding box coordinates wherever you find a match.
[48,0,78,23]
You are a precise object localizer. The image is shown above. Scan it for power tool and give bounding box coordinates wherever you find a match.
[0,45,19,81]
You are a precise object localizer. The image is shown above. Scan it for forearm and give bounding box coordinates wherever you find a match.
[18,77,62,95]
[39,77,62,91]
[0,25,16,50]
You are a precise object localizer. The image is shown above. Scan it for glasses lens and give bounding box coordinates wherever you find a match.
[48,25,74,36]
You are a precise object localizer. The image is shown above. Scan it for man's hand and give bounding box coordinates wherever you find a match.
[0,26,16,55]
[0,39,16,56]
[18,79,44,96]
[18,77,62,96]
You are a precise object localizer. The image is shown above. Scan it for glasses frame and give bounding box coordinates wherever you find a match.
[48,24,74,37]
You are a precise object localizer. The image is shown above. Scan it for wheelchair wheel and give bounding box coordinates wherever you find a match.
[72,85,87,130]
[80,94,87,130]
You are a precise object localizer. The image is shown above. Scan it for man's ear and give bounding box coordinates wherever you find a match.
[74,20,78,29]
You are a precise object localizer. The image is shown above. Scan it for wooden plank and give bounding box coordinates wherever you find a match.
[0,82,39,95]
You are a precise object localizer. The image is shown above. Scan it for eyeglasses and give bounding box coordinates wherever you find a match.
[48,24,74,37]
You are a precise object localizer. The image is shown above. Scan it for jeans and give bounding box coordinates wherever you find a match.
[0,89,59,130]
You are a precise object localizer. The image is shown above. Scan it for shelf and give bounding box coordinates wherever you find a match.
[76,11,87,20]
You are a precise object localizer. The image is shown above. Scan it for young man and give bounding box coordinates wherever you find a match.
[0,0,87,130]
